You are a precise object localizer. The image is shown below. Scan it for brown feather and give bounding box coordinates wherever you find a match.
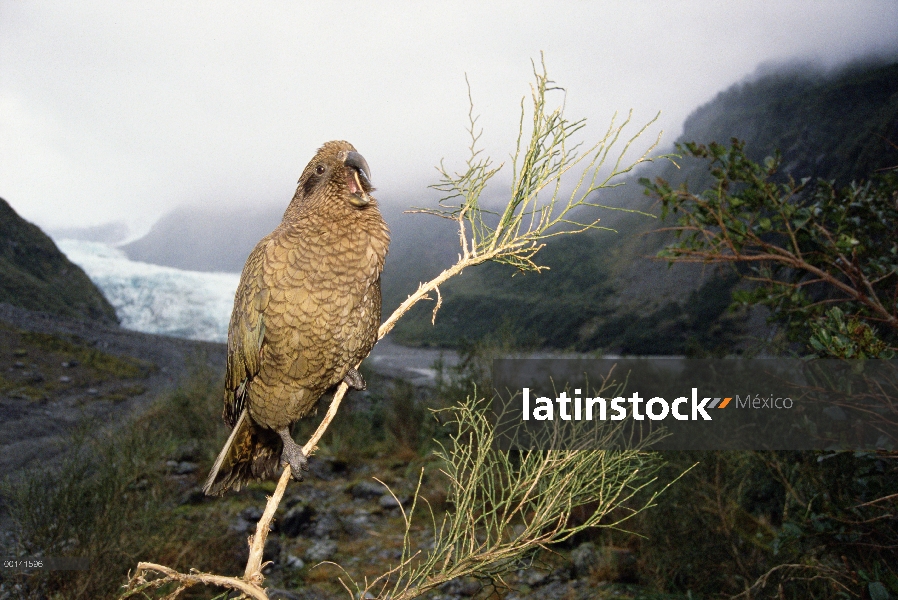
[204,141,389,495]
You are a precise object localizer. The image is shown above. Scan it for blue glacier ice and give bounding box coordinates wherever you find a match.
[56,240,240,343]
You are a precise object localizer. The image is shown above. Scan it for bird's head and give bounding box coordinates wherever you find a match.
[295,140,375,209]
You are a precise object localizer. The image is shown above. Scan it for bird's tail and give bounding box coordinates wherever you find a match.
[203,409,282,496]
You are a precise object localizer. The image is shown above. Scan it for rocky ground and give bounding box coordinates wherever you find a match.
[0,304,661,600]
[208,457,648,600]
[0,302,225,474]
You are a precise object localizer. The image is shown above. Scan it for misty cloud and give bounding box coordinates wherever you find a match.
[1,1,896,234]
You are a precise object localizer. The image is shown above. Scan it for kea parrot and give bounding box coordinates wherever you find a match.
[203,141,390,496]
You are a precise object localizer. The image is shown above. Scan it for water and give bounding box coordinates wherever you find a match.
[366,336,459,385]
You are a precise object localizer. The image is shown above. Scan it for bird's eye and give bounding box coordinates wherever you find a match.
[315,165,326,175]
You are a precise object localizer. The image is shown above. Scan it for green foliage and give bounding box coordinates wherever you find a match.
[387,60,898,353]
[0,198,119,324]
[1,367,241,599]
[635,139,898,596]
[20,331,154,379]
[382,379,431,454]
[643,139,898,356]
[0,324,154,402]
[583,272,745,356]
[809,306,895,359]
[392,234,622,349]
[394,242,746,355]
[342,395,667,600]
[677,61,898,188]
[630,450,898,598]
[422,56,662,273]
[294,366,448,463]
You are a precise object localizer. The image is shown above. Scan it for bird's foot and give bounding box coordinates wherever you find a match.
[343,368,366,391]
[277,428,309,481]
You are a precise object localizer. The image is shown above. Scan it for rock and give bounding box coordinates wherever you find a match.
[308,456,348,480]
[173,440,200,461]
[550,565,572,583]
[0,582,28,600]
[263,537,281,568]
[165,460,197,475]
[520,564,571,590]
[230,506,265,534]
[230,517,253,534]
[285,486,329,510]
[267,588,302,600]
[173,461,198,475]
[241,506,264,523]
[339,510,372,536]
[525,580,576,600]
[178,487,207,505]
[378,493,409,509]
[378,548,402,562]
[284,554,305,569]
[570,542,598,577]
[441,577,481,596]
[24,371,44,383]
[304,539,337,562]
[281,503,315,537]
[350,480,386,500]
[310,511,341,538]
[521,568,550,587]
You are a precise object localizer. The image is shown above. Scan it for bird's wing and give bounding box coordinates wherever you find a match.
[223,241,272,428]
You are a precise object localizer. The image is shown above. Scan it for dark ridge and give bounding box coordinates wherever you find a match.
[0,197,118,325]
[389,59,898,351]
[121,204,283,273]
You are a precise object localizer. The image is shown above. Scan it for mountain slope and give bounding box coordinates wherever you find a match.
[117,198,463,323]
[0,197,118,324]
[389,59,898,352]
[109,59,898,353]
[121,204,284,273]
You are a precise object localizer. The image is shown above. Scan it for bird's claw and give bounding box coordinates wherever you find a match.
[277,429,310,481]
[343,368,366,390]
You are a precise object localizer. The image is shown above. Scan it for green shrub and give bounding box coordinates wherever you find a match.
[1,365,241,599]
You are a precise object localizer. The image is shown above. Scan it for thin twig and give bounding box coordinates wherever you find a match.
[124,562,268,600]
[122,57,665,600]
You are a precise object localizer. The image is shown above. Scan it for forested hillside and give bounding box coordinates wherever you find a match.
[387,60,898,353]
[0,197,118,324]
[112,60,898,354]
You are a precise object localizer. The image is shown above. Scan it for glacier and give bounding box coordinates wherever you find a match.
[55,240,461,380]
[56,240,240,343]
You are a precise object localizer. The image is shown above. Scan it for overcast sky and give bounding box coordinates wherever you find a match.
[2,1,897,237]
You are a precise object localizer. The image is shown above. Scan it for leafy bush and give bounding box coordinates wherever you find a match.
[1,366,241,599]
[628,450,898,598]
[643,140,898,357]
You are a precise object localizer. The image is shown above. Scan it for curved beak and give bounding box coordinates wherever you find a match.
[344,151,374,207]
[344,151,372,186]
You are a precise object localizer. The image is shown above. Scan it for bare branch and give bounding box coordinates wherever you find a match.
[124,57,665,600]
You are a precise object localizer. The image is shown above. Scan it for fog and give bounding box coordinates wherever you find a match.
[2,1,897,238]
